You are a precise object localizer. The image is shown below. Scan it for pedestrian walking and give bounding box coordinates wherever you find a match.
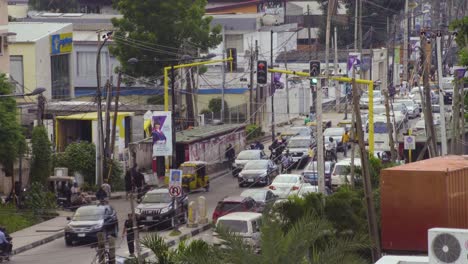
[95,186,107,203]
[122,214,135,257]
[101,180,111,200]
[341,130,350,157]
[304,115,310,125]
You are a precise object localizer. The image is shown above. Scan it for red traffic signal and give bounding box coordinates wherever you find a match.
[257,60,268,84]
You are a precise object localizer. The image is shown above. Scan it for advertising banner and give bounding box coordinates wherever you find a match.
[347,53,361,77]
[50,33,73,55]
[151,111,172,157]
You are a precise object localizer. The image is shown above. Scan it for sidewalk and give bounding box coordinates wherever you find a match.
[115,224,212,262]
[11,210,72,255]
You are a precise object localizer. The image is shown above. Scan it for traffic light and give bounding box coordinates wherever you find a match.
[257,60,268,84]
[226,48,237,72]
[309,60,320,77]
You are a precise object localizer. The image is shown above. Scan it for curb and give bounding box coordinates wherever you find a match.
[139,223,212,259]
[13,231,64,255]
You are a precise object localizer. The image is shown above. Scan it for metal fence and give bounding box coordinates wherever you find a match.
[202,103,248,124]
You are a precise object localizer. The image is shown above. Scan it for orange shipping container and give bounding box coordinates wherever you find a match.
[380,155,468,253]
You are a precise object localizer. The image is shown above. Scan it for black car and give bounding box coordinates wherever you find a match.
[64,204,118,246]
[135,188,188,229]
[301,161,335,189]
[238,160,279,187]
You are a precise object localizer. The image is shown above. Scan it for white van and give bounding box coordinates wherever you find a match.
[214,212,262,248]
[331,158,361,187]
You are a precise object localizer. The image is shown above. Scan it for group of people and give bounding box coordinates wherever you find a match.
[124,163,147,200]
[0,226,12,257]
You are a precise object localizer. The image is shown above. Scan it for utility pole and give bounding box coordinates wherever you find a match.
[108,72,121,179]
[307,5,316,111]
[284,47,290,123]
[351,73,381,262]
[249,45,255,123]
[334,27,340,112]
[436,33,448,155]
[254,40,259,124]
[318,0,334,195]
[403,0,409,82]
[129,184,141,262]
[421,36,437,157]
[383,87,397,162]
[354,0,358,51]
[270,30,276,141]
[452,77,460,154]
[185,67,195,127]
[221,27,226,121]
[350,67,356,187]
[96,32,104,186]
[194,48,200,126]
[104,79,112,177]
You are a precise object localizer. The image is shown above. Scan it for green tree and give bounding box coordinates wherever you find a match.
[29,0,77,12]
[0,74,26,175]
[63,142,96,184]
[317,0,405,48]
[208,97,228,113]
[30,126,52,184]
[450,16,468,122]
[111,0,222,78]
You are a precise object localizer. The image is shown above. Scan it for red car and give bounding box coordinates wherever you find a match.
[212,196,260,223]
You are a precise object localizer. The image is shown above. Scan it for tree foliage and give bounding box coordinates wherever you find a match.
[28,0,77,12]
[0,74,25,175]
[317,0,405,49]
[30,126,52,184]
[208,97,228,113]
[24,182,57,218]
[111,0,222,78]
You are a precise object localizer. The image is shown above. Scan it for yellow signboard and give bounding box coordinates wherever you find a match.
[50,32,73,55]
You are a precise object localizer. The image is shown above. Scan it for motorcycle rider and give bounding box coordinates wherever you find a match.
[327,137,338,162]
[281,150,293,173]
[0,226,12,257]
[253,141,264,150]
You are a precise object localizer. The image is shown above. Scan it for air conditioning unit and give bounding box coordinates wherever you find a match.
[429,228,468,264]
[54,167,68,177]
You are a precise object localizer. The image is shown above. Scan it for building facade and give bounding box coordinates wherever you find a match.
[8,22,74,99]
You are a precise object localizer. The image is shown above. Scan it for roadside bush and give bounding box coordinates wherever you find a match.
[107,159,125,191]
[246,124,262,140]
[63,142,96,184]
[0,204,38,233]
[24,182,57,219]
[30,126,52,184]
[208,97,228,113]
[80,182,99,193]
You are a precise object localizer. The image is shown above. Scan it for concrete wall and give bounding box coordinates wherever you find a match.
[0,158,30,195]
[8,4,28,18]
[9,42,36,93]
[0,0,9,74]
[188,129,246,163]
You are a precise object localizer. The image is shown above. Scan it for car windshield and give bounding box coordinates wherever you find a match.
[142,193,172,204]
[241,190,266,201]
[374,122,388,133]
[72,207,105,221]
[244,161,268,170]
[324,128,343,137]
[237,151,260,160]
[306,162,331,173]
[274,175,298,184]
[432,105,440,113]
[290,127,309,136]
[361,91,381,99]
[401,100,415,107]
[288,139,310,148]
[218,202,244,212]
[217,220,248,233]
[373,107,386,115]
[392,103,405,111]
[333,165,350,175]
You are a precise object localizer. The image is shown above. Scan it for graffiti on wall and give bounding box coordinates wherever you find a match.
[188,130,246,163]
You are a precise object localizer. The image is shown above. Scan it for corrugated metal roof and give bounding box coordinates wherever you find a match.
[383,155,468,172]
[176,124,246,143]
[8,22,72,42]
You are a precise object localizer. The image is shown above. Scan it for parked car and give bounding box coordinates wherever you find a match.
[268,174,305,199]
[359,90,383,109]
[280,126,312,139]
[214,212,262,249]
[302,161,335,188]
[323,127,346,151]
[331,158,362,187]
[285,136,315,168]
[240,189,278,208]
[212,196,260,223]
[431,104,452,124]
[64,204,118,246]
[232,150,268,177]
[298,184,332,197]
[135,188,188,228]
[238,159,279,187]
[396,99,420,119]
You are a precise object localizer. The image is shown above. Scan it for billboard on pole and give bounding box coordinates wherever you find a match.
[151,111,172,157]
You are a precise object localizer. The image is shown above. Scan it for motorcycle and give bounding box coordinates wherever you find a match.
[325,143,336,162]
[0,233,12,263]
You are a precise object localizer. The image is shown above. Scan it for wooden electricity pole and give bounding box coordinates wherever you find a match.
[249,44,254,123]
[383,88,397,162]
[351,76,381,262]
[421,36,437,156]
[452,78,460,154]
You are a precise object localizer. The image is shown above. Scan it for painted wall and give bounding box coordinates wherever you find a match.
[0,0,9,74]
[208,5,258,14]
[8,4,28,18]
[9,42,36,94]
[188,129,246,163]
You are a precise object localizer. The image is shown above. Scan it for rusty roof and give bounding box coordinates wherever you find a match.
[383,155,468,172]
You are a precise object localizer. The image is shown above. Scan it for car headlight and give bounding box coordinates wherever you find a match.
[65,225,72,231]
[91,223,103,230]
[232,163,237,168]
[161,207,171,214]
[238,173,243,178]
[135,208,142,214]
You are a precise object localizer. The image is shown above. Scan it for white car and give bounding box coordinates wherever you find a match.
[268,174,305,199]
[396,99,420,119]
[323,127,346,151]
[331,158,361,187]
[214,212,262,249]
[298,184,319,197]
[360,90,383,109]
